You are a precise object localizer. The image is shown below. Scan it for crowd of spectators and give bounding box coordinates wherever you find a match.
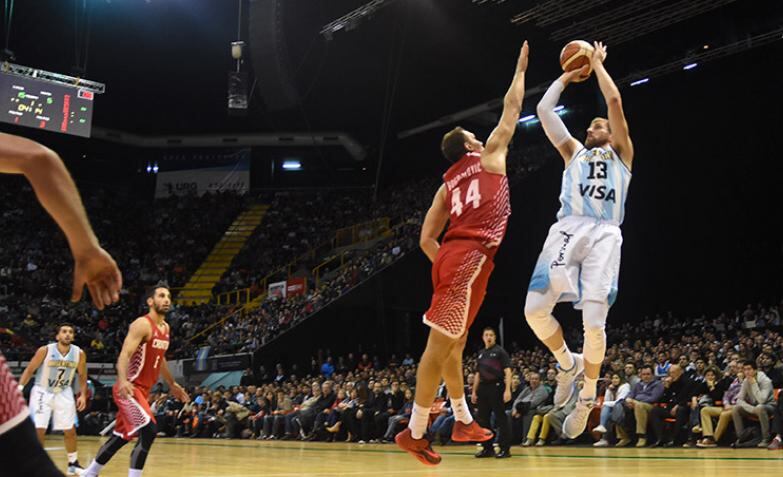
[0,177,244,361]
[72,299,783,452]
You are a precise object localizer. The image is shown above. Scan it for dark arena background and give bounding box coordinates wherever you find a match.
[1,1,782,476]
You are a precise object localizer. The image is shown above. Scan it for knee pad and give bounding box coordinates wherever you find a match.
[582,301,608,365]
[524,292,560,341]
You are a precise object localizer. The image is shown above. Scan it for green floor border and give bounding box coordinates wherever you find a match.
[68,436,783,462]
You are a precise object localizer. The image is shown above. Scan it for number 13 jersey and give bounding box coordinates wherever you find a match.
[557,145,631,225]
[127,315,169,392]
[442,152,511,250]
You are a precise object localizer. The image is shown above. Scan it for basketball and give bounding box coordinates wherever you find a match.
[560,40,594,82]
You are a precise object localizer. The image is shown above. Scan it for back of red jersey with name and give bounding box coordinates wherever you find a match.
[127,315,170,392]
[441,152,511,249]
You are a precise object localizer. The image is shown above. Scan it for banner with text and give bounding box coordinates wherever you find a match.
[155,149,250,198]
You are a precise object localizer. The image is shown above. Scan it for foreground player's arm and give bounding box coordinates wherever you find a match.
[0,132,122,310]
[419,185,450,263]
[536,68,587,165]
[159,356,190,403]
[482,41,529,174]
[76,349,88,411]
[590,42,634,168]
[116,317,151,398]
[18,346,47,388]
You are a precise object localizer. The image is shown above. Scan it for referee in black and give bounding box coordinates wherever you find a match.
[471,327,512,458]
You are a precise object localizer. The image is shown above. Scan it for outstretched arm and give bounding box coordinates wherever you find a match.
[76,350,88,411]
[0,132,122,309]
[419,185,450,263]
[591,42,634,168]
[482,41,529,174]
[536,68,586,165]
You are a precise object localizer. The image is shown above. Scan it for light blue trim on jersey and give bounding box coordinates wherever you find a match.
[528,257,551,292]
[556,145,631,224]
[34,343,80,393]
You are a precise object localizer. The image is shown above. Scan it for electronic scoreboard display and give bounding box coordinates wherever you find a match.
[0,72,95,138]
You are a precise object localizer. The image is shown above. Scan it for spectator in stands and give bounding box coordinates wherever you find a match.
[623,365,664,447]
[301,381,336,440]
[649,365,696,447]
[696,362,740,447]
[382,388,414,442]
[527,379,583,446]
[321,358,335,379]
[625,362,640,388]
[656,352,672,378]
[731,360,776,447]
[593,373,631,447]
[514,372,550,446]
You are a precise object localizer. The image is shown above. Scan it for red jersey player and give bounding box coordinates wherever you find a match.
[395,41,529,465]
[0,131,122,477]
[83,282,189,477]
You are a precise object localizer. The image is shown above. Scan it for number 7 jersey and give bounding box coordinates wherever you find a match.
[127,315,170,392]
[442,152,511,249]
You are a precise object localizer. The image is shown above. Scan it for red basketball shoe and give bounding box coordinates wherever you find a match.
[451,420,494,443]
[395,428,441,466]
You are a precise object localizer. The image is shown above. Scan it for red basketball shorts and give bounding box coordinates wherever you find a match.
[113,384,155,440]
[423,241,495,339]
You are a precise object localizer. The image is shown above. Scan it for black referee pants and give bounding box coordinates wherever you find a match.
[476,382,510,451]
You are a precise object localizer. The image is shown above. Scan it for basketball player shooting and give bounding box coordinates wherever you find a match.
[395,41,528,466]
[0,131,123,477]
[18,324,89,475]
[83,283,190,477]
[524,41,634,439]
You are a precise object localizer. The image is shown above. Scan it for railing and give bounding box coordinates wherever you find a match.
[213,217,391,305]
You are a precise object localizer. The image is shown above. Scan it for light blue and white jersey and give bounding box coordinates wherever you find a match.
[556,145,631,224]
[33,343,81,393]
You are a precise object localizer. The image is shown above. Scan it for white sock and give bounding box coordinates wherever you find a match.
[68,452,78,464]
[580,376,597,400]
[554,343,575,370]
[83,460,104,477]
[450,395,473,425]
[408,403,430,439]
[129,469,143,477]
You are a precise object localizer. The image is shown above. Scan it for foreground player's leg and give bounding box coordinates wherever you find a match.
[0,353,64,477]
[395,329,455,466]
[525,290,584,407]
[441,337,493,443]
[563,300,608,438]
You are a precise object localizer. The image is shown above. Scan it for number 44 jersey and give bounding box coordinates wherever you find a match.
[442,152,511,249]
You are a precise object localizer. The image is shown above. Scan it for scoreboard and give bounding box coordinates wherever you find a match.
[0,72,95,138]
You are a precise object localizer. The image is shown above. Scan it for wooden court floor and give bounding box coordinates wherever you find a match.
[45,436,783,477]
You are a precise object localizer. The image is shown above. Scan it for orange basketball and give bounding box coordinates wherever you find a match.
[560,40,594,82]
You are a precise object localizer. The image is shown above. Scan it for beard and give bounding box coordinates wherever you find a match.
[154,304,170,316]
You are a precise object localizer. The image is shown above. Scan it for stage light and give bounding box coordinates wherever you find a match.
[630,78,649,86]
[518,114,536,123]
[282,160,302,171]
[553,105,564,112]
[683,63,698,70]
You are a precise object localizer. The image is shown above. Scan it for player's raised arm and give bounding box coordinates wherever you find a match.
[0,132,122,309]
[482,41,529,174]
[419,185,450,263]
[536,68,587,165]
[17,346,47,388]
[116,317,151,398]
[590,41,634,168]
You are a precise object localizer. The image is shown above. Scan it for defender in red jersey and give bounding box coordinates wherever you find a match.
[396,41,529,465]
[83,283,189,477]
